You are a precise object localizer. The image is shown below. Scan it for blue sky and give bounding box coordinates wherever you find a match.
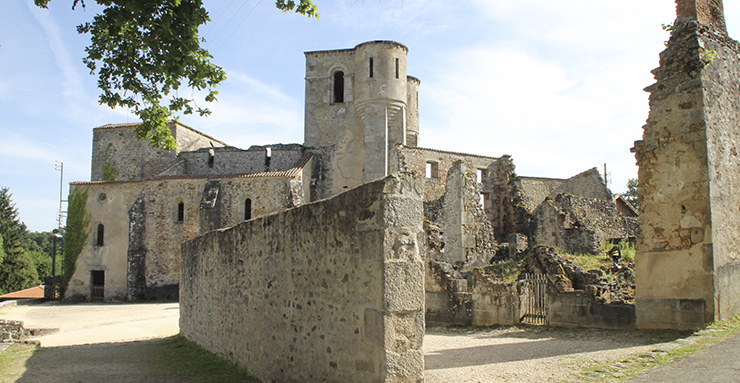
[1,0,737,232]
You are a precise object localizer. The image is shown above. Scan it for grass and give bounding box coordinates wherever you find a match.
[481,257,521,282]
[0,336,260,383]
[566,315,740,382]
[146,335,261,382]
[0,343,38,383]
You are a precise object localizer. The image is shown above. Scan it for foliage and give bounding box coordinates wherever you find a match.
[101,143,119,181]
[482,258,521,283]
[0,251,39,295]
[622,177,639,212]
[61,188,91,297]
[0,188,40,294]
[0,187,27,263]
[26,250,52,281]
[34,0,318,150]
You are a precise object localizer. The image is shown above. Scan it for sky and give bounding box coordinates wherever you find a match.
[1,0,738,233]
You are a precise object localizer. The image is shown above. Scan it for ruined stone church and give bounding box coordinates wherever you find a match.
[66,40,635,301]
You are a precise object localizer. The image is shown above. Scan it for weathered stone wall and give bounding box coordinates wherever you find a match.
[0,319,27,342]
[173,144,305,177]
[180,173,425,383]
[548,292,636,330]
[516,177,563,213]
[304,41,420,198]
[635,1,740,329]
[531,194,638,254]
[391,146,498,204]
[547,168,612,202]
[66,173,304,301]
[442,161,496,269]
[91,123,226,182]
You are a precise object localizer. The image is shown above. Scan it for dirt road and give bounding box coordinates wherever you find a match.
[1,302,689,382]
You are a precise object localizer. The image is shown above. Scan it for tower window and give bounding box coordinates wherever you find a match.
[369,57,374,78]
[395,58,399,79]
[96,224,105,246]
[177,202,184,222]
[245,198,252,220]
[333,71,344,103]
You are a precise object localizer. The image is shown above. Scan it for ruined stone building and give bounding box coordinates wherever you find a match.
[66,40,635,302]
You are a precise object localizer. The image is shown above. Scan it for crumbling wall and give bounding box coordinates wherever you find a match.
[442,161,496,269]
[634,1,740,329]
[547,168,612,202]
[530,194,638,254]
[66,175,302,301]
[180,173,425,383]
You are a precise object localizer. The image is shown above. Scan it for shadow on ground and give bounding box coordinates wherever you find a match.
[15,337,259,383]
[425,326,690,371]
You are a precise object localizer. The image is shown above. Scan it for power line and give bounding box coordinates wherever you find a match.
[212,0,264,55]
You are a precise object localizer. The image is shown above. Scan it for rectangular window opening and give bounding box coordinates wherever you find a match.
[477,168,488,183]
[395,58,400,79]
[426,161,439,178]
[369,57,374,78]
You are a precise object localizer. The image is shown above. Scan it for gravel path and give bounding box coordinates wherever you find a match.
[424,326,683,382]
[0,301,179,347]
[1,302,687,382]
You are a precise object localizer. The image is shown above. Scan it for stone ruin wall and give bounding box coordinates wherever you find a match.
[635,0,740,329]
[91,123,226,182]
[180,173,425,383]
[66,175,298,301]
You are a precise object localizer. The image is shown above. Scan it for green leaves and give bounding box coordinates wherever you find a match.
[37,0,318,150]
[61,188,91,297]
[275,0,319,18]
[74,0,225,150]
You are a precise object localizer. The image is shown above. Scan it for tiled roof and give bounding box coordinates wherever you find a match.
[0,285,44,299]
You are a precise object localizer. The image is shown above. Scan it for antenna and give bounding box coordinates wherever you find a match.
[55,161,67,228]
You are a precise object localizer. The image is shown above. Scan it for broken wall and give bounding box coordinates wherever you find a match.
[531,193,638,254]
[66,174,302,301]
[635,1,740,329]
[180,173,425,383]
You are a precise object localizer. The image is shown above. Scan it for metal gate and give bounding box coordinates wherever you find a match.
[520,273,548,325]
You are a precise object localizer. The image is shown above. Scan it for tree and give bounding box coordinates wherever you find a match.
[0,188,39,294]
[623,178,639,212]
[34,0,318,150]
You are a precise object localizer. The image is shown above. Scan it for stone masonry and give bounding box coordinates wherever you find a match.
[180,172,425,383]
[634,0,740,329]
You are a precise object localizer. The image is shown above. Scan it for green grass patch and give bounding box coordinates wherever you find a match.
[567,315,740,382]
[481,257,521,282]
[0,343,38,383]
[147,335,261,382]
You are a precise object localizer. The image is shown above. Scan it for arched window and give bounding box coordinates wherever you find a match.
[177,202,184,222]
[245,198,252,220]
[333,71,344,103]
[97,224,105,246]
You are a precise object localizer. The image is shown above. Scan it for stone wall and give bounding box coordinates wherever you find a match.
[0,319,27,342]
[391,146,498,204]
[530,193,639,254]
[180,173,425,383]
[442,161,496,269]
[634,1,740,329]
[66,172,306,301]
[91,123,226,182]
[548,292,636,330]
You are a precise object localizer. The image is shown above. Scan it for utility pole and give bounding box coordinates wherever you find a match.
[55,161,67,229]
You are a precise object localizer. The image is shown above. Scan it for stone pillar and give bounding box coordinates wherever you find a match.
[676,0,727,33]
[634,0,740,329]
